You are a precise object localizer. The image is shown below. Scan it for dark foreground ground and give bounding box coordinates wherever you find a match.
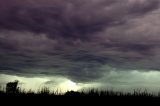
[1,90,160,104]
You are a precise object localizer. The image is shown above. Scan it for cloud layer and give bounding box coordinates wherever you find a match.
[0,0,160,85]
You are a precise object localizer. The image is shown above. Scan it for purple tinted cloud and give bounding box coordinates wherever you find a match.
[0,0,160,82]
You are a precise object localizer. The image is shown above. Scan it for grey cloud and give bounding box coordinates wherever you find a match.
[0,0,160,83]
[0,0,159,40]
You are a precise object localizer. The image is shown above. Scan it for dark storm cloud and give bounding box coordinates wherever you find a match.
[0,0,159,40]
[63,51,108,64]
[0,0,116,40]
[0,0,160,83]
[101,42,156,56]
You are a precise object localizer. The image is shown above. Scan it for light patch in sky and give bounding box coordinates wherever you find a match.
[0,74,96,92]
[97,70,160,92]
[58,80,80,92]
[1,70,160,93]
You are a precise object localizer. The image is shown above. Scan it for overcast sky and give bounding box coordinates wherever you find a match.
[1,0,160,92]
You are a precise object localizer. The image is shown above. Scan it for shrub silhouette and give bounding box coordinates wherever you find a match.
[6,80,19,94]
[65,91,81,96]
[37,87,50,95]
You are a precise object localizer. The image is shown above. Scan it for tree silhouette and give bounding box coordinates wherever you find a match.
[6,80,19,94]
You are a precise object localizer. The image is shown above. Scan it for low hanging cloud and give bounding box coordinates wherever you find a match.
[0,0,160,85]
